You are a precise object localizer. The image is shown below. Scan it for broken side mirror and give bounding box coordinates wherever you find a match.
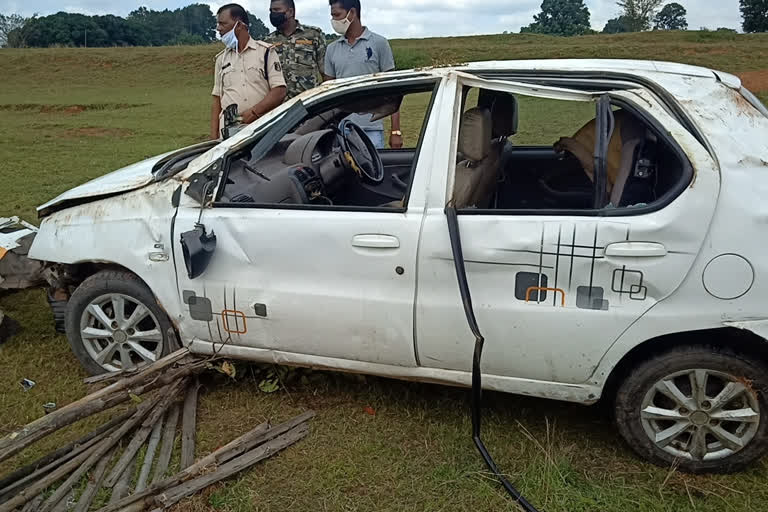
[180,224,217,279]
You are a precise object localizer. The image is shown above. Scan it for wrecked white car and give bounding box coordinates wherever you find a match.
[29,60,768,473]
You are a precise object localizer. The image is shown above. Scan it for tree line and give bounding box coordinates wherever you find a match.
[2,0,767,48]
[0,4,272,48]
[521,0,767,36]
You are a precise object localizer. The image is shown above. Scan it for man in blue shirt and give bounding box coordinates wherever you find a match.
[324,0,402,149]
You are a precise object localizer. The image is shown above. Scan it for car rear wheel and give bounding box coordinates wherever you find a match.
[614,346,768,473]
[65,270,174,375]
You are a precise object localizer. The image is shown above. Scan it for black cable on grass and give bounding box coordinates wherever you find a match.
[445,206,540,512]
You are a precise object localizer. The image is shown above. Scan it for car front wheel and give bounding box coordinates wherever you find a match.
[614,346,768,473]
[65,270,174,375]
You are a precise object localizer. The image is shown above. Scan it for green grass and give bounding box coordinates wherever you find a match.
[2,31,768,511]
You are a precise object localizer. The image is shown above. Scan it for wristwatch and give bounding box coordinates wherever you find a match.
[390,130,402,136]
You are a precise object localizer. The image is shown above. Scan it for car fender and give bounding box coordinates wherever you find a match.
[29,181,184,324]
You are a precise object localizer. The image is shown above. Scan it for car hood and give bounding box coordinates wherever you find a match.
[36,140,222,218]
[37,153,171,218]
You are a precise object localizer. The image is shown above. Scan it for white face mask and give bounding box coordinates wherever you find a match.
[221,21,240,51]
[331,12,352,35]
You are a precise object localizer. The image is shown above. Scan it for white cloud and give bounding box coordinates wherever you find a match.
[0,0,744,36]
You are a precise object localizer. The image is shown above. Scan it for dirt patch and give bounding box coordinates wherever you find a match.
[43,105,85,115]
[738,69,768,93]
[0,103,150,114]
[61,127,134,138]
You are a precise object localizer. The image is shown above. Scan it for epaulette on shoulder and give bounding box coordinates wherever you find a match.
[303,25,324,35]
[254,40,273,49]
[214,48,225,60]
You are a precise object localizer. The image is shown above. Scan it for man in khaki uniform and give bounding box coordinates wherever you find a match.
[265,0,327,99]
[210,4,287,140]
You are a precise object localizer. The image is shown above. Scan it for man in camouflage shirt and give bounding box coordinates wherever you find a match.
[265,0,327,99]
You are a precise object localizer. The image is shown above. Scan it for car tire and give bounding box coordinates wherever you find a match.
[65,270,175,376]
[614,345,768,473]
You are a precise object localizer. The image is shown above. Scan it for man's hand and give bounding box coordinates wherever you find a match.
[389,132,403,149]
[241,108,260,124]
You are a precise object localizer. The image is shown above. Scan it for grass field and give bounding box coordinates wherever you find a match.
[2,31,768,511]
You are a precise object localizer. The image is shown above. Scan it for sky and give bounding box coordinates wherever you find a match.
[0,0,743,38]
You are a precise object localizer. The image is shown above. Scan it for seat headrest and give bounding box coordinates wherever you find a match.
[459,107,492,162]
[478,89,518,138]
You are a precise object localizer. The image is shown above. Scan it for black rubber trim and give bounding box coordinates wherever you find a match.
[445,206,540,512]
[171,185,182,208]
[151,140,219,178]
[213,202,407,214]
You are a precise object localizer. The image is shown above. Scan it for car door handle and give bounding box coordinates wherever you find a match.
[605,242,667,258]
[352,234,400,249]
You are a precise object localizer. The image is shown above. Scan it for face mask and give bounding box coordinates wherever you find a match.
[221,21,240,51]
[270,12,287,28]
[331,12,351,35]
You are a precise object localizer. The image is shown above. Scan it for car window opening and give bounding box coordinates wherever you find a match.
[452,86,689,214]
[215,82,438,211]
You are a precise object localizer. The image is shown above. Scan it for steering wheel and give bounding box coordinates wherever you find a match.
[337,119,385,184]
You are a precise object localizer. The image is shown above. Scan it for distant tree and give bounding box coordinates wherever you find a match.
[3,4,263,47]
[171,31,206,45]
[603,16,631,33]
[653,2,688,30]
[244,11,269,39]
[740,0,768,33]
[0,13,27,47]
[617,0,664,31]
[18,12,106,47]
[178,4,216,42]
[520,0,592,36]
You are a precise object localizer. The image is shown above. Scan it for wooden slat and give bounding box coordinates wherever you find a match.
[0,349,196,464]
[73,446,116,512]
[104,380,186,488]
[135,415,163,492]
[156,424,310,508]
[0,393,161,512]
[151,404,179,485]
[96,411,315,512]
[0,410,132,493]
[179,378,200,470]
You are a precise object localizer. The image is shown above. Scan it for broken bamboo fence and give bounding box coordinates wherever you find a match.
[0,349,314,511]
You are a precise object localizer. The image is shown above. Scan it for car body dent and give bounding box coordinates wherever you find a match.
[724,319,768,341]
[29,181,184,323]
[586,80,768,393]
[28,59,768,404]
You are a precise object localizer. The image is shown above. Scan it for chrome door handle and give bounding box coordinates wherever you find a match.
[352,234,400,249]
[605,242,667,258]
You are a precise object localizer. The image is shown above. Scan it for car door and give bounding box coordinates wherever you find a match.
[172,78,448,368]
[415,73,720,384]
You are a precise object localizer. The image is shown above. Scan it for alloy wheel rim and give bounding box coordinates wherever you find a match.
[640,369,760,461]
[79,293,163,372]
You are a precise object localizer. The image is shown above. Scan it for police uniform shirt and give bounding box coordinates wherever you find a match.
[212,38,287,120]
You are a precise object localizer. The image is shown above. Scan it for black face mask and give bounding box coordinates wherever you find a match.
[270,12,287,28]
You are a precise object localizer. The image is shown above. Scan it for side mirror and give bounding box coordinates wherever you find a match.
[180,224,217,279]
